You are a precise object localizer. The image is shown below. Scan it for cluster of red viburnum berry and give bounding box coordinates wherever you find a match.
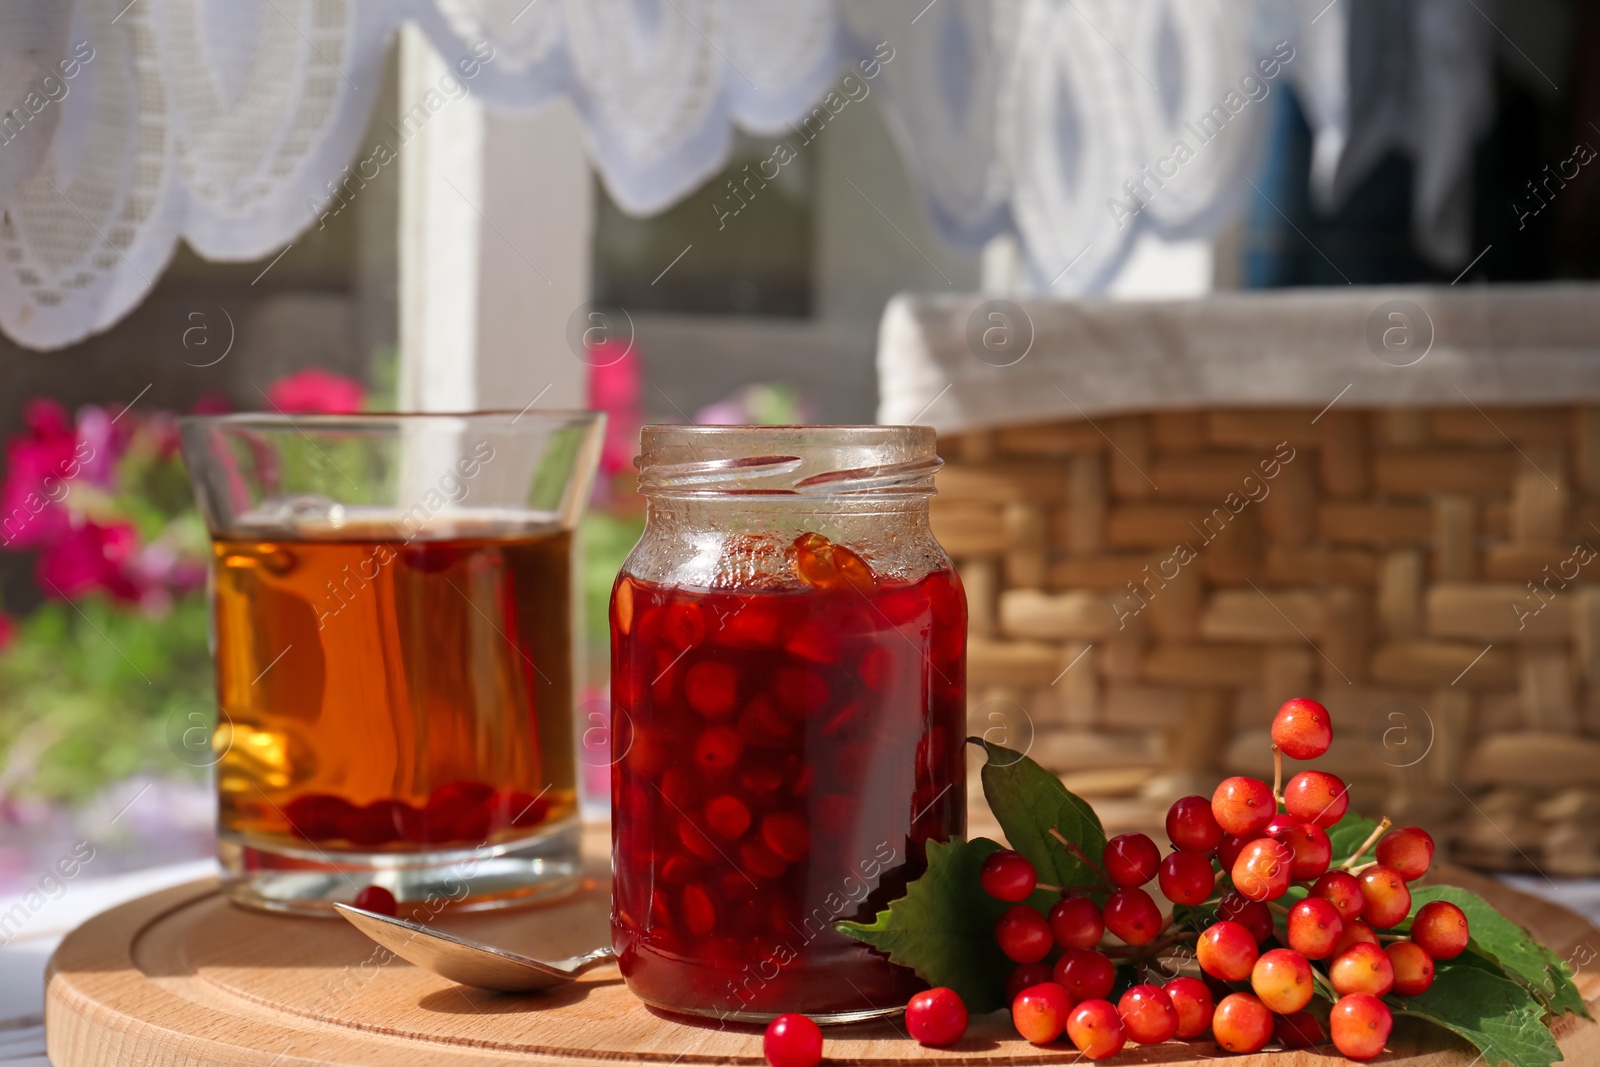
[973,697,1470,1060]
[758,698,1471,1066]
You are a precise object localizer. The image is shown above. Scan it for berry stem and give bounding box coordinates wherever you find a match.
[1271,743,1284,805]
[1266,901,1292,917]
[1100,945,1145,959]
[1102,926,1201,975]
[1140,930,1199,955]
[1036,882,1066,894]
[1339,817,1392,871]
[1049,827,1110,884]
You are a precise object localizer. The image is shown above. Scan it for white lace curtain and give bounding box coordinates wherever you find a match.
[0,0,1451,352]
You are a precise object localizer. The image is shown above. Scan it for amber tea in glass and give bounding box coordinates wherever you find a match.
[181,413,603,914]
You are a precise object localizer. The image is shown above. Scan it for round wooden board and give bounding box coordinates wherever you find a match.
[46,831,1600,1067]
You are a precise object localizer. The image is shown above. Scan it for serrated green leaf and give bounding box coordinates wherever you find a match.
[968,737,1107,890]
[1541,957,1589,1019]
[1401,885,1589,1018]
[1525,937,1589,1019]
[836,837,1014,1013]
[1393,960,1565,1067]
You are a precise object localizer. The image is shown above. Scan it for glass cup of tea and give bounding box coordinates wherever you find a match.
[179,411,603,915]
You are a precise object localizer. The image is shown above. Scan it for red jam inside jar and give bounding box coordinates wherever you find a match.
[610,532,966,1023]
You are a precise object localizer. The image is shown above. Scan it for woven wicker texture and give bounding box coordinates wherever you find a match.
[939,407,1600,877]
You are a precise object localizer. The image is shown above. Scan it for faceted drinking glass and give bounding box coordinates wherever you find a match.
[179,411,603,915]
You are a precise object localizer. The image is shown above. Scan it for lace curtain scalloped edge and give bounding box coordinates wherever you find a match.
[0,0,1362,352]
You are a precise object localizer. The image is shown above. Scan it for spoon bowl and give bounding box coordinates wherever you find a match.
[334,903,616,994]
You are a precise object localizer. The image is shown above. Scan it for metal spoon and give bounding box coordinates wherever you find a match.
[334,903,616,993]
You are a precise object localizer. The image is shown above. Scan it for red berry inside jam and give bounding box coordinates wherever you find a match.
[610,556,967,1019]
[760,811,811,862]
[664,600,708,649]
[693,727,743,772]
[681,884,717,937]
[684,661,739,717]
[703,795,751,839]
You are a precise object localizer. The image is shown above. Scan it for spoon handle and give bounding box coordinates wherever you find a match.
[558,946,618,974]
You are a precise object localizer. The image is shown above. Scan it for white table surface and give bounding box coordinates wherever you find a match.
[3,863,1596,1065]
[0,860,216,1065]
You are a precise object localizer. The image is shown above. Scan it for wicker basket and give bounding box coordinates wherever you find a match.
[938,406,1600,876]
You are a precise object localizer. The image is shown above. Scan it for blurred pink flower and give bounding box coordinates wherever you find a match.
[1,400,79,548]
[143,411,183,460]
[693,384,811,427]
[72,404,121,487]
[694,398,747,426]
[587,344,642,476]
[0,613,15,653]
[4,391,215,609]
[264,369,364,414]
[191,393,232,415]
[36,521,141,602]
[24,399,70,440]
[129,541,206,596]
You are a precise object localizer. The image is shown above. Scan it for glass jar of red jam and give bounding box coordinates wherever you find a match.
[609,426,966,1024]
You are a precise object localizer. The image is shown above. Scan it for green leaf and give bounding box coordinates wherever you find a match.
[1516,929,1589,1019]
[1401,885,1589,1018]
[1169,902,1213,937]
[1538,952,1589,1019]
[835,837,1014,1012]
[968,737,1107,890]
[1310,966,1340,1005]
[1393,960,1565,1067]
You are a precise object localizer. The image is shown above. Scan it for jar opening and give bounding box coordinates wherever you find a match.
[636,425,940,497]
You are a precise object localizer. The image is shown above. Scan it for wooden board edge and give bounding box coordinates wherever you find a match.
[46,879,312,1066]
[40,873,1600,1067]
[43,880,560,1067]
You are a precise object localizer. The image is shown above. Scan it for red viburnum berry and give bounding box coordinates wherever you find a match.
[905,988,967,1047]
[979,849,1038,903]
[1271,697,1333,759]
[763,1014,822,1067]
